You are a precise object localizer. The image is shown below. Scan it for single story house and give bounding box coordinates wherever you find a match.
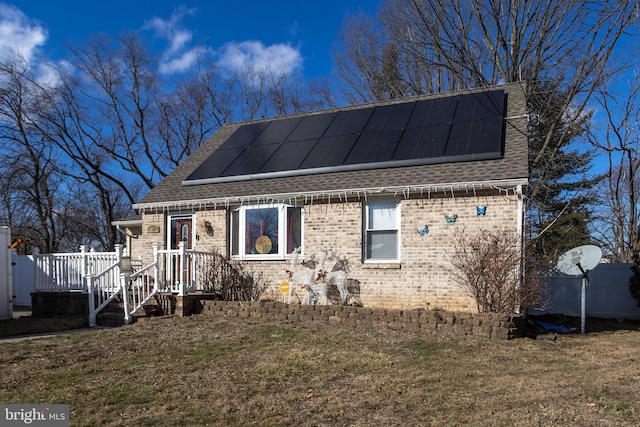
[118,82,529,312]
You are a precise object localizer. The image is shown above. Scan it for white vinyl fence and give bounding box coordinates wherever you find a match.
[11,254,34,306]
[529,263,640,320]
[0,226,11,319]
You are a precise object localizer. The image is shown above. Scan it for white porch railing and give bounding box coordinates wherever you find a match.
[34,242,217,326]
[156,243,217,294]
[34,245,121,291]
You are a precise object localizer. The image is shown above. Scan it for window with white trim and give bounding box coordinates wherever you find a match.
[365,200,400,261]
[231,204,303,259]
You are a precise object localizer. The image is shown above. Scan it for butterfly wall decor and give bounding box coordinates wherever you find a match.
[477,206,487,215]
[417,225,429,236]
[445,214,458,223]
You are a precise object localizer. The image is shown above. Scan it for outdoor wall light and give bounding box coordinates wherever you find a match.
[200,220,214,236]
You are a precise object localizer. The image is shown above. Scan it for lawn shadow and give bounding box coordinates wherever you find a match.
[527,313,640,335]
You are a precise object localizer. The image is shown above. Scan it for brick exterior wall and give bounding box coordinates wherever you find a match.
[131,189,521,313]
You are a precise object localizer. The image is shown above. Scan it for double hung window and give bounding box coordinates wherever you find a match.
[365,200,400,261]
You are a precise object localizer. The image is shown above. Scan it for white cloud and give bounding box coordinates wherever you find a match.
[217,40,303,76]
[158,49,199,74]
[0,2,47,63]
[142,7,303,79]
[143,7,200,74]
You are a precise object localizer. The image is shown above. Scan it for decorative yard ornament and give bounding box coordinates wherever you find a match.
[556,245,602,334]
[314,247,348,305]
[279,281,290,294]
[445,214,458,223]
[476,206,487,215]
[417,225,429,236]
[284,247,315,304]
[285,246,350,306]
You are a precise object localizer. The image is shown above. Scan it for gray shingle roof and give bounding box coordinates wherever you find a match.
[134,83,528,211]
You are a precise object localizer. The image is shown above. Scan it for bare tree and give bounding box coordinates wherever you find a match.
[589,76,640,262]
[66,34,190,189]
[0,33,335,251]
[0,55,73,252]
[223,63,335,121]
[334,0,637,237]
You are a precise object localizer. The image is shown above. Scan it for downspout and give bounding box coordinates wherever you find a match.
[515,184,525,314]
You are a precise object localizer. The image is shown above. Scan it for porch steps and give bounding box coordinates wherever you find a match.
[96,294,165,327]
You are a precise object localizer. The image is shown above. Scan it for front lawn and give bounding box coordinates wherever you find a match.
[1,316,639,426]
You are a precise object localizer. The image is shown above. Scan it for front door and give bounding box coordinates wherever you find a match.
[171,217,193,250]
[168,216,193,290]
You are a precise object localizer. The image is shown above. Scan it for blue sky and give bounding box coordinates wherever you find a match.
[0,0,377,81]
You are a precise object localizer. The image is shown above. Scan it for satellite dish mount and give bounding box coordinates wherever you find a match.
[556,245,602,334]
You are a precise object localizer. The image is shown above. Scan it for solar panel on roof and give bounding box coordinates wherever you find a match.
[363,102,414,132]
[252,117,301,145]
[183,89,506,185]
[345,130,403,164]
[299,134,359,169]
[454,92,505,122]
[218,122,269,150]
[446,119,503,159]
[259,139,317,173]
[286,113,337,141]
[323,108,374,137]
[406,97,457,128]
[473,90,505,118]
[445,121,473,157]
[394,124,451,160]
[468,118,504,154]
[185,147,245,181]
[221,143,280,177]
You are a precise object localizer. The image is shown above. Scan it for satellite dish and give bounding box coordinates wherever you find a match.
[556,245,602,277]
[556,245,602,335]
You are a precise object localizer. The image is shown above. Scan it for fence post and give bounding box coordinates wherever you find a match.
[178,241,187,296]
[121,272,131,325]
[80,245,87,292]
[87,274,96,327]
[32,247,41,291]
[115,244,122,265]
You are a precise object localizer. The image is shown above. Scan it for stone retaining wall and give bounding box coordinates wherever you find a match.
[196,300,523,340]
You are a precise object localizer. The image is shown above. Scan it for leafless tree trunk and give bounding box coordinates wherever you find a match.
[0,56,69,252]
[589,77,640,262]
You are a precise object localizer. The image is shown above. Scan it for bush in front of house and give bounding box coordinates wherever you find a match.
[198,248,269,301]
[451,229,549,314]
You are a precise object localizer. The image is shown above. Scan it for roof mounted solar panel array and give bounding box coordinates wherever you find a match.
[184,89,506,185]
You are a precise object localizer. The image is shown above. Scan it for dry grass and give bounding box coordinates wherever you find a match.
[0,315,87,338]
[1,315,639,426]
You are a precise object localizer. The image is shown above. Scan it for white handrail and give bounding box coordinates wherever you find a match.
[122,252,159,325]
[87,260,121,327]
